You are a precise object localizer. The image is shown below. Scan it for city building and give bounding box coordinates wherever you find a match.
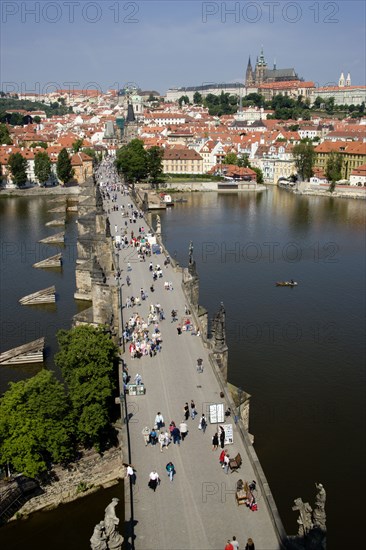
[245,48,300,87]
[314,141,366,179]
[162,147,203,174]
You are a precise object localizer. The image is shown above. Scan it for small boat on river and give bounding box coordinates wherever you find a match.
[275,281,298,287]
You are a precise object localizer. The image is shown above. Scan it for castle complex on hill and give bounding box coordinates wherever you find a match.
[245,47,300,87]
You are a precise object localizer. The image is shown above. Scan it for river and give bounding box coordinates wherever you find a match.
[0,189,365,548]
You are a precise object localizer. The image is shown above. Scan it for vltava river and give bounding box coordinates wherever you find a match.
[155,188,365,548]
[0,189,365,548]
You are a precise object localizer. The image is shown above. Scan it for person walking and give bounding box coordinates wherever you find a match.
[196,358,203,373]
[245,539,255,550]
[142,426,150,446]
[179,421,188,441]
[134,373,142,385]
[224,541,234,550]
[155,412,164,430]
[219,448,226,466]
[199,414,207,433]
[149,428,158,446]
[177,325,182,335]
[183,403,189,421]
[190,400,196,420]
[212,432,219,451]
[219,425,226,449]
[158,432,166,452]
[166,461,175,482]
[148,471,160,492]
[223,452,230,474]
[171,426,181,445]
[230,536,239,550]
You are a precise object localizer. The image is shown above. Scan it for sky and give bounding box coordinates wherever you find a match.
[1,0,365,96]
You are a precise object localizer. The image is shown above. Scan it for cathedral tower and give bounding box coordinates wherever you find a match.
[245,56,255,87]
[254,47,267,85]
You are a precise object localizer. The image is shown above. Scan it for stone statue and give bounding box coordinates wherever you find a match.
[96,185,103,212]
[90,521,107,550]
[313,483,327,531]
[106,217,111,238]
[103,497,123,549]
[189,241,194,264]
[292,497,313,537]
[213,302,226,348]
[156,214,161,236]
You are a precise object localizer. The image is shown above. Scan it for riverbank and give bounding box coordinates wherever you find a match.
[4,442,123,521]
[0,186,81,197]
[295,188,366,199]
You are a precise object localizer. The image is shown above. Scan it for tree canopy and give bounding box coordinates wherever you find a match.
[56,148,74,184]
[292,143,315,181]
[34,151,52,185]
[115,139,148,184]
[8,152,28,186]
[0,371,74,478]
[55,325,118,451]
[325,152,343,190]
[146,146,164,183]
[0,122,13,145]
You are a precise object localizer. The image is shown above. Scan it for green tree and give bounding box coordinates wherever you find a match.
[250,166,264,184]
[33,115,41,124]
[193,91,203,105]
[0,123,12,144]
[325,152,343,190]
[146,146,164,183]
[55,326,118,451]
[115,139,148,185]
[237,154,250,168]
[56,148,74,184]
[9,113,24,126]
[72,138,83,153]
[34,151,52,185]
[325,97,335,114]
[178,95,190,106]
[0,371,74,478]
[223,152,239,165]
[243,93,265,107]
[29,142,47,149]
[8,152,28,186]
[292,143,315,181]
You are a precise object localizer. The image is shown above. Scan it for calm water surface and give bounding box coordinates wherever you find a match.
[0,189,365,548]
[155,188,365,548]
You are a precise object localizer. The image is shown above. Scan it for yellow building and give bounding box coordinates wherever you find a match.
[314,142,366,180]
[163,148,203,175]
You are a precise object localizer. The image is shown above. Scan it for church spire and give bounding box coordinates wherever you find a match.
[338,72,345,87]
[245,55,254,87]
[346,72,351,86]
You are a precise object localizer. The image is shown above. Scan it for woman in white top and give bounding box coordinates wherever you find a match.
[148,471,160,492]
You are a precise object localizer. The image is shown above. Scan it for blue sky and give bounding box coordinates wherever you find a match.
[1,1,365,95]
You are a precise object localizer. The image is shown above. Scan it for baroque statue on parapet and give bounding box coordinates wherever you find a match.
[189,240,194,264]
[213,302,226,348]
[292,497,313,537]
[312,483,327,531]
[96,184,104,212]
[103,497,124,549]
[106,217,111,238]
[188,240,197,275]
[90,521,107,550]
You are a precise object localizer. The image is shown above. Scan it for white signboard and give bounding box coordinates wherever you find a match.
[222,423,233,445]
[209,403,225,424]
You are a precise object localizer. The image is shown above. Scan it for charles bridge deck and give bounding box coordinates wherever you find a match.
[104,187,285,550]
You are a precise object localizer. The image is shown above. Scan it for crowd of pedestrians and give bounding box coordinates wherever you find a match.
[96,158,258,550]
